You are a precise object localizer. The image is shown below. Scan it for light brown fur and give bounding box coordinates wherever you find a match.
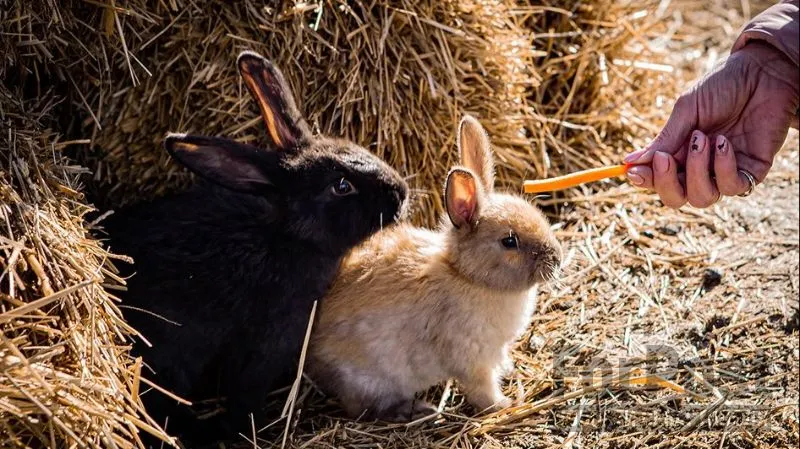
[308,116,561,421]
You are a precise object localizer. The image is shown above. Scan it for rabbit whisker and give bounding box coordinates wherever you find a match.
[539,262,563,288]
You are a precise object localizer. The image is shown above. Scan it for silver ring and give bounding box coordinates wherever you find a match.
[737,169,756,197]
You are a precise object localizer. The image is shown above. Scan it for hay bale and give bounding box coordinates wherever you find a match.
[0,85,172,448]
[77,0,539,225]
[512,0,682,179]
[4,0,776,220]
[0,0,141,91]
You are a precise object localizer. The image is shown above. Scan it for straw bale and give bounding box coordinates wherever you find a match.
[0,0,135,93]
[73,0,539,226]
[0,85,172,448]
[510,0,678,180]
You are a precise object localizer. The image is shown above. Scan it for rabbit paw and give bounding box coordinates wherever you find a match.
[488,395,513,412]
[381,398,437,422]
[470,393,513,414]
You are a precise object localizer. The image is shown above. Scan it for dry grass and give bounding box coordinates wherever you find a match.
[0,86,174,447]
[1,0,797,448]
[73,0,538,226]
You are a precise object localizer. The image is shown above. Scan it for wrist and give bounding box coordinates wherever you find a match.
[740,41,797,76]
[732,0,800,67]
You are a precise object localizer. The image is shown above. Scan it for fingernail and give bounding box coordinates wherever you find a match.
[715,135,728,154]
[624,149,645,163]
[690,131,706,153]
[654,152,669,174]
[627,170,645,186]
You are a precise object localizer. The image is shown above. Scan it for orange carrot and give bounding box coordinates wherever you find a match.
[523,164,629,194]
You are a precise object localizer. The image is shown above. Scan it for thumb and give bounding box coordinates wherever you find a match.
[625,93,698,164]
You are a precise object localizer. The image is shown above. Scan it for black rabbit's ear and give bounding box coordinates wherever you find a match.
[237,51,312,151]
[165,133,277,193]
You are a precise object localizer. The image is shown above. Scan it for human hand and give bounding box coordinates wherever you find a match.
[624,41,799,208]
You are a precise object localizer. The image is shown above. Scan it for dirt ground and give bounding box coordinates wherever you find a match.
[249,133,799,449]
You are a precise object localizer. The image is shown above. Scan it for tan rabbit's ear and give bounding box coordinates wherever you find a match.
[237,51,312,151]
[457,115,494,192]
[445,168,483,229]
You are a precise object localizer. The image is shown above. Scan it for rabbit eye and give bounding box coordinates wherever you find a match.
[331,177,357,196]
[500,232,519,250]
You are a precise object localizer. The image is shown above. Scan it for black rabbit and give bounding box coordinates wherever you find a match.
[103,51,408,446]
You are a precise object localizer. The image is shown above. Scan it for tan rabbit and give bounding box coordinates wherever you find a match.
[308,116,561,421]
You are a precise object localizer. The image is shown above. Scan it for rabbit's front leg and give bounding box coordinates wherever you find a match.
[380,397,437,422]
[459,366,511,413]
[219,319,308,437]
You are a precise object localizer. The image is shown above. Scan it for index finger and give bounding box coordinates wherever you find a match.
[625,94,698,165]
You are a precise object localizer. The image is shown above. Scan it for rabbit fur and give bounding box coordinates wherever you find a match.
[308,116,561,422]
[103,51,408,445]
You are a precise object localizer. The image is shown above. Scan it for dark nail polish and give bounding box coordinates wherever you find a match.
[690,132,705,152]
[716,137,727,154]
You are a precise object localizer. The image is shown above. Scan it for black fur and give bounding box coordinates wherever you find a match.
[102,52,407,447]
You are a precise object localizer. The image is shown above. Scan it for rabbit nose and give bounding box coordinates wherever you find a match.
[395,182,408,204]
[547,247,563,271]
[392,190,403,208]
[391,198,407,221]
[531,244,562,279]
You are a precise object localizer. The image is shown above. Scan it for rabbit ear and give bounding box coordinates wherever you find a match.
[165,133,277,193]
[457,115,494,192]
[237,51,312,151]
[445,168,482,229]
